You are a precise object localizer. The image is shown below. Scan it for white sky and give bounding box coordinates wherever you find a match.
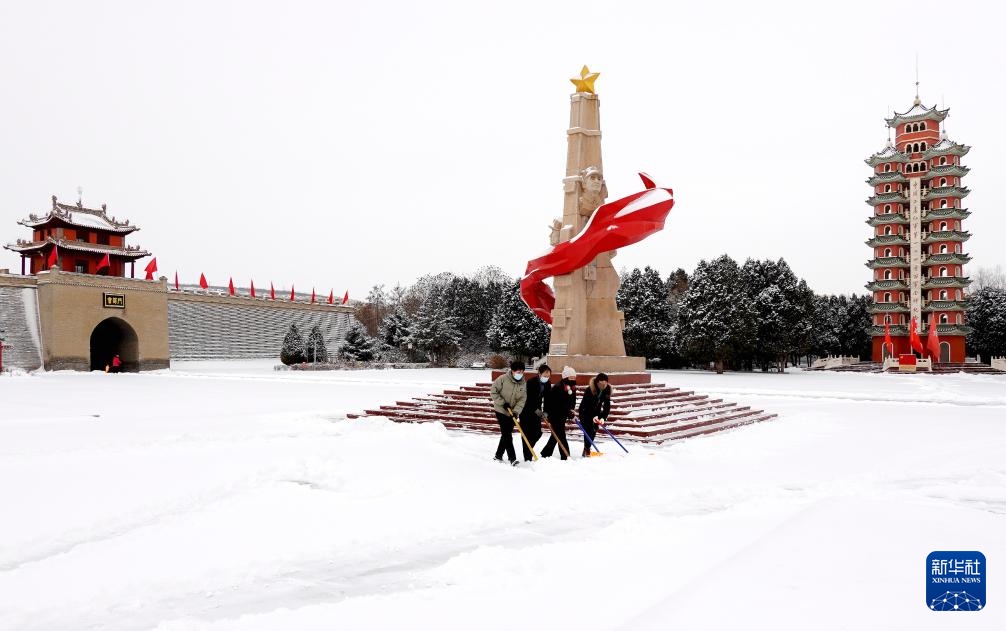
[2,0,1004,298]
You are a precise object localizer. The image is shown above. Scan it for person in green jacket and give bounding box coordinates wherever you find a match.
[489,360,527,465]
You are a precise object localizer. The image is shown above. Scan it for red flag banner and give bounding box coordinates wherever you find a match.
[290,285,295,301]
[327,290,334,305]
[250,280,256,299]
[520,173,674,323]
[199,273,209,290]
[144,257,158,280]
[228,277,235,296]
[884,320,894,357]
[310,288,316,304]
[47,244,58,269]
[174,271,179,291]
[342,290,349,305]
[270,282,275,301]
[97,253,111,271]
[926,313,941,361]
[909,317,924,355]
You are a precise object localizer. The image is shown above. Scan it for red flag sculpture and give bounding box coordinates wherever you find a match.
[97,253,111,272]
[250,280,256,298]
[270,282,275,300]
[909,317,924,355]
[290,285,295,301]
[310,287,316,304]
[47,244,58,269]
[327,290,334,305]
[228,277,235,296]
[926,313,942,362]
[174,271,179,291]
[521,173,674,323]
[199,273,209,290]
[144,257,158,280]
[884,320,894,357]
[342,290,349,305]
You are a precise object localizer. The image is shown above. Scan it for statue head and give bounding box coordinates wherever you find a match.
[580,166,604,194]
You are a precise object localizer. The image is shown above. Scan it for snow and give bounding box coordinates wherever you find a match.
[1,363,1004,630]
[19,287,43,363]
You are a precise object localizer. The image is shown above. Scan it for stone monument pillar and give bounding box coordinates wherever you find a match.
[545,68,645,374]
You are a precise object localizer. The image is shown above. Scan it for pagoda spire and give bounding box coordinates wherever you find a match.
[913,53,921,106]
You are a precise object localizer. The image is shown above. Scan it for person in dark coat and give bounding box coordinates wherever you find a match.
[578,372,611,457]
[489,360,527,465]
[541,365,577,460]
[518,364,551,461]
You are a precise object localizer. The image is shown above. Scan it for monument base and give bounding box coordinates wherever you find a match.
[546,354,645,374]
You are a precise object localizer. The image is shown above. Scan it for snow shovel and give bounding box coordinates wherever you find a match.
[598,421,629,453]
[574,415,603,457]
[508,409,539,461]
[543,416,571,459]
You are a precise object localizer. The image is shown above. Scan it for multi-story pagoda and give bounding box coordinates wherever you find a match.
[4,195,150,277]
[864,96,972,363]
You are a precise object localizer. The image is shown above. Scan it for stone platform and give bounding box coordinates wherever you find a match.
[545,354,645,374]
[490,370,650,386]
[348,379,777,445]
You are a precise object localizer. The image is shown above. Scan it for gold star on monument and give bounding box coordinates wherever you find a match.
[570,65,600,94]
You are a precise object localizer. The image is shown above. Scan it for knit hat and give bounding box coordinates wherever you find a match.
[561,366,576,379]
[596,372,609,382]
[510,359,526,371]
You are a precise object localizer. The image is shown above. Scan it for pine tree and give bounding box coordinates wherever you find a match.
[280,323,307,365]
[306,324,328,363]
[967,286,1006,359]
[339,320,375,361]
[618,266,674,364]
[486,281,551,361]
[407,301,463,366]
[379,305,412,348]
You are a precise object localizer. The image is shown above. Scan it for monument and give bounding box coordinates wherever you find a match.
[521,67,674,377]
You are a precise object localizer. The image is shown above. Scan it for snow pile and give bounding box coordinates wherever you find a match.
[0,364,1003,630]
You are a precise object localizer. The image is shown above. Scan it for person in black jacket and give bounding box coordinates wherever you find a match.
[541,365,577,460]
[578,372,611,457]
[518,364,551,461]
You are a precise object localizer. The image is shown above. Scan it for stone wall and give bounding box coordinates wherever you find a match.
[167,291,354,360]
[0,275,43,371]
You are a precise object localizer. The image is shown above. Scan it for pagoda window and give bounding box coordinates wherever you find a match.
[939,178,946,187]
[940,267,948,277]
[940,290,948,300]
[884,204,891,213]
[920,122,927,131]
[884,164,891,173]
[885,315,892,324]
[884,270,892,280]
[940,221,948,231]
[884,184,891,193]
[904,125,911,134]
[940,244,948,254]
[884,248,892,257]
[940,156,946,165]
[940,200,947,208]
[884,226,892,235]
[955,243,961,253]
[921,142,927,151]
[940,314,949,324]
[957,314,962,324]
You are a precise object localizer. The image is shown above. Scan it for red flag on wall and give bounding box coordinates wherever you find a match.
[290,285,295,301]
[47,244,58,268]
[327,290,334,305]
[909,317,924,355]
[199,273,209,289]
[926,313,942,361]
[97,253,111,271]
[310,288,316,304]
[228,278,235,296]
[174,271,179,291]
[342,290,349,305]
[144,257,158,280]
[250,280,256,298]
[270,282,275,300]
[884,320,894,357]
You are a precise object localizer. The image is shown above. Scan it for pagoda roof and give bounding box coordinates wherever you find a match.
[924,207,970,220]
[866,213,909,226]
[922,276,971,289]
[923,230,970,244]
[867,302,910,314]
[885,101,949,127]
[925,164,969,178]
[866,235,909,248]
[865,143,911,166]
[934,324,972,336]
[923,185,969,201]
[924,252,971,265]
[923,300,968,312]
[868,325,908,336]
[4,237,149,260]
[921,138,970,159]
[18,196,139,235]
[866,279,909,291]
[866,256,910,269]
[866,192,905,206]
[867,172,908,186]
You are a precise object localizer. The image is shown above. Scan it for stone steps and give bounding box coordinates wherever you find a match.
[349,379,777,444]
[0,285,43,371]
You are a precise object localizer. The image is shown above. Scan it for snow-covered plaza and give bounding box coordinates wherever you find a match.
[2,363,1004,630]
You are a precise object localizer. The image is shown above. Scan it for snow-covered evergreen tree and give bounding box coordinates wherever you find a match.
[379,305,412,348]
[339,321,375,361]
[406,301,462,366]
[306,325,328,363]
[280,324,307,365]
[617,266,674,363]
[486,281,550,361]
[967,286,1006,359]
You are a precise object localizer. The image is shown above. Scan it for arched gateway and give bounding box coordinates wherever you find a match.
[90,317,139,371]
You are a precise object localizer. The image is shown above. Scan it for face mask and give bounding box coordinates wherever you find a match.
[513,372,523,381]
